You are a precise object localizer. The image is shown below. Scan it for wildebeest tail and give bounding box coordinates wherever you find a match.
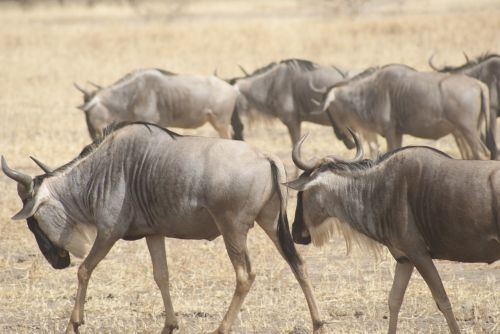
[231,104,244,140]
[481,84,497,159]
[269,158,302,273]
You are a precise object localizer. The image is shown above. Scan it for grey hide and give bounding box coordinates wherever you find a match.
[429,53,500,117]
[287,133,500,334]
[231,59,355,150]
[1,122,325,334]
[75,69,242,140]
[321,64,497,160]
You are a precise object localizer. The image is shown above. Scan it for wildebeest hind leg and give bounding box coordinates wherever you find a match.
[146,235,178,333]
[213,224,255,334]
[66,235,117,334]
[410,253,461,333]
[208,112,232,139]
[257,212,325,333]
[387,261,414,334]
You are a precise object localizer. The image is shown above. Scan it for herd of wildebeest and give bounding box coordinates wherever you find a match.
[2,54,500,334]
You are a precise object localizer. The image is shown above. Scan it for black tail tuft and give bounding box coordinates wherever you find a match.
[270,161,302,274]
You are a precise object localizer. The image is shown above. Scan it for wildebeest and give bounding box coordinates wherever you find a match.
[286,132,500,334]
[75,68,243,140]
[1,122,325,334]
[429,53,500,117]
[230,58,356,150]
[320,64,497,159]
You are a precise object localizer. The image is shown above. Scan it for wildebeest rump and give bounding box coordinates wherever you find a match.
[321,64,497,159]
[1,122,325,334]
[75,69,242,140]
[287,132,500,333]
[231,58,355,150]
[429,53,500,117]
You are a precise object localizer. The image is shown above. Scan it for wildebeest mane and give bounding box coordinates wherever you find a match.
[280,58,318,72]
[44,122,180,178]
[326,66,379,91]
[318,145,451,174]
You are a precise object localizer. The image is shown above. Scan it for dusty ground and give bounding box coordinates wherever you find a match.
[0,0,499,333]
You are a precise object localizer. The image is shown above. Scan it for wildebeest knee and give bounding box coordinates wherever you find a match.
[77,265,91,283]
[236,270,255,294]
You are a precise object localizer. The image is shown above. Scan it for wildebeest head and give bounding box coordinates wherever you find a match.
[1,157,71,269]
[74,82,109,140]
[285,131,364,246]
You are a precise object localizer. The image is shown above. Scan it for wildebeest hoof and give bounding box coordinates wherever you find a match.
[65,321,81,334]
[161,323,179,334]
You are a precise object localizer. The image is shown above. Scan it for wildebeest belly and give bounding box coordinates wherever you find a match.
[124,208,221,241]
[396,109,454,139]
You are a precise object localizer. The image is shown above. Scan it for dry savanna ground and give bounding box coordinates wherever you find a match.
[0,0,499,333]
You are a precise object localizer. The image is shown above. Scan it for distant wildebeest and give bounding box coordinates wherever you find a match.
[2,122,325,334]
[320,64,497,160]
[75,68,243,140]
[429,53,500,117]
[286,131,500,334]
[230,58,356,150]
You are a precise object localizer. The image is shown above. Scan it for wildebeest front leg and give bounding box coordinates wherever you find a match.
[385,129,403,152]
[66,235,116,334]
[410,254,461,334]
[387,261,414,334]
[146,235,178,334]
[214,228,255,334]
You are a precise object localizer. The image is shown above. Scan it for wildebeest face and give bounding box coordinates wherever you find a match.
[288,171,337,246]
[2,157,71,269]
[27,216,70,269]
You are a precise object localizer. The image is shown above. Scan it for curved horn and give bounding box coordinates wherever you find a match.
[30,156,53,174]
[237,64,249,76]
[308,78,327,94]
[73,82,90,96]
[87,81,102,90]
[292,134,320,171]
[326,128,364,163]
[332,65,347,78]
[1,156,33,194]
[428,53,441,71]
[462,51,470,63]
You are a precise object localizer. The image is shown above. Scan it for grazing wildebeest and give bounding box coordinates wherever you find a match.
[2,122,325,334]
[75,68,243,140]
[230,58,356,150]
[429,53,500,117]
[320,64,497,159]
[286,131,500,333]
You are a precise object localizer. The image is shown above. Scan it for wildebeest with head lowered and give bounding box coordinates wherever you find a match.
[321,64,497,159]
[2,122,325,334]
[231,58,355,150]
[429,53,500,117]
[286,132,500,333]
[75,68,243,140]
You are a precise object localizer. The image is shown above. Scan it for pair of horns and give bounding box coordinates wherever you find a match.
[1,155,52,186]
[292,129,364,171]
[74,81,102,96]
[428,51,470,71]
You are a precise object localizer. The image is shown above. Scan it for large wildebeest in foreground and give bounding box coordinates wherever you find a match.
[320,64,497,159]
[286,132,500,333]
[230,58,356,150]
[429,53,500,117]
[74,69,243,140]
[1,122,325,334]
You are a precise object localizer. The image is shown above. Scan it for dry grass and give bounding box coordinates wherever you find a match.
[0,1,499,333]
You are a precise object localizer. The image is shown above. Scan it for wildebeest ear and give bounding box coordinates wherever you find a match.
[284,173,323,191]
[11,187,49,220]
